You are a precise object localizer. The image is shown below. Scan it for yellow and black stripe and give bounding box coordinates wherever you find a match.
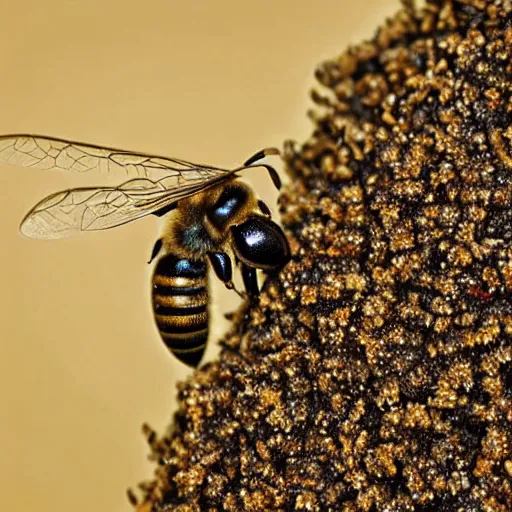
[151,255,208,367]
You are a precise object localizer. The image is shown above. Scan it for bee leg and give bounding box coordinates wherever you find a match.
[207,252,235,289]
[241,264,260,296]
[233,287,247,300]
[147,238,163,264]
[208,252,246,299]
[257,199,272,217]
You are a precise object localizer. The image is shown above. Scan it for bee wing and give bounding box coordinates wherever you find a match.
[0,134,227,180]
[1,134,282,238]
[21,173,234,239]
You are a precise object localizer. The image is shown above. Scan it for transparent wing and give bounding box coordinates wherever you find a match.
[20,175,232,239]
[0,134,228,180]
[1,134,282,239]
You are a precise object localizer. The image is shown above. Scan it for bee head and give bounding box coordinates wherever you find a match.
[230,215,290,272]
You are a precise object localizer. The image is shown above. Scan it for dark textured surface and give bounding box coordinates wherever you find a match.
[137,1,512,510]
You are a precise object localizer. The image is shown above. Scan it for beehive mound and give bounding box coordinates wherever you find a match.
[138,1,512,510]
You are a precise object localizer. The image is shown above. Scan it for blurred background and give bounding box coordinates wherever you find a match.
[0,1,399,510]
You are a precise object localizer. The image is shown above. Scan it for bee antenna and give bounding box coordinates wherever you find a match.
[243,147,281,167]
[243,164,282,190]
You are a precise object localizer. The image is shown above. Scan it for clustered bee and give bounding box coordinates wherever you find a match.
[0,134,290,366]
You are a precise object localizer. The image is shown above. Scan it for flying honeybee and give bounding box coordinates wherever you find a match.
[0,134,291,366]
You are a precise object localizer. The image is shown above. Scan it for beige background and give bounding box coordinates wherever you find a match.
[0,1,399,511]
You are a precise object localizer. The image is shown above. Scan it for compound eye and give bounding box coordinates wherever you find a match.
[207,185,248,229]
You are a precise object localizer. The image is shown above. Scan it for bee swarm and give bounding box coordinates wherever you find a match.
[137,1,512,510]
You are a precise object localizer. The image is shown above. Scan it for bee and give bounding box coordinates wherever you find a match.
[0,134,290,366]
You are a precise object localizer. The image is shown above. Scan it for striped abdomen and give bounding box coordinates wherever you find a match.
[152,255,208,367]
